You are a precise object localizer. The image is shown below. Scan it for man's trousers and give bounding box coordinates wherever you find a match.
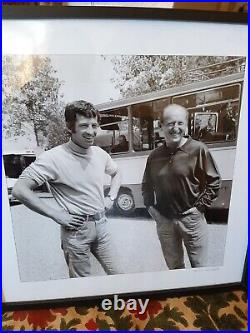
[61,216,123,277]
[154,208,208,269]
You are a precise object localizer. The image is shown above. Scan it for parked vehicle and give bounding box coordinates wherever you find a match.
[3,150,50,204]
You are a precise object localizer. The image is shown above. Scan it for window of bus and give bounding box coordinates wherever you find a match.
[95,107,129,154]
[131,98,170,151]
[172,84,241,143]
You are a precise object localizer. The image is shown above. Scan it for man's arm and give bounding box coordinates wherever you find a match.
[194,147,221,212]
[142,158,155,209]
[104,169,121,210]
[141,157,161,219]
[12,178,86,230]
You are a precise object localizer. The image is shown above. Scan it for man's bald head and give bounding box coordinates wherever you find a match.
[161,104,188,124]
[160,104,188,147]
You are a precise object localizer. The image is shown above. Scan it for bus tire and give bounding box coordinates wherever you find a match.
[115,189,135,216]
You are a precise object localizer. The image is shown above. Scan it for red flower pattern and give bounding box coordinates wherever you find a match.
[127,299,162,320]
[85,318,98,330]
[13,309,56,329]
[13,311,28,322]
[51,307,68,316]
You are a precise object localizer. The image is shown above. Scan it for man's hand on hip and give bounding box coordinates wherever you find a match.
[50,209,86,230]
[104,196,114,211]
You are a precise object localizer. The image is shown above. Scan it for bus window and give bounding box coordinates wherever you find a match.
[96,107,129,154]
[132,102,154,151]
[173,84,241,143]
[131,100,167,152]
[174,84,240,109]
[153,98,171,147]
[172,93,197,109]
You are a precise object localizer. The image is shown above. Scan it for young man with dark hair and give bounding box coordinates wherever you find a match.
[142,104,221,269]
[13,100,123,278]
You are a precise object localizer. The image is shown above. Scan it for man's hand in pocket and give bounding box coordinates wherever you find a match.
[148,206,161,221]
[182,207,200,215]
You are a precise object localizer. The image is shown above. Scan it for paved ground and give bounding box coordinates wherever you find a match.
[10,199,228,282]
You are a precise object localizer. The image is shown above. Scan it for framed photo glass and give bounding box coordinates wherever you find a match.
[2,6,248,307]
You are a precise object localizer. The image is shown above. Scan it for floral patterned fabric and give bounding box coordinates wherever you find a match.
[2,289,247,331]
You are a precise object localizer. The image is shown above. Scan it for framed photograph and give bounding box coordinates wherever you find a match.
[194,113,218,131]
[2,6,248,308]
[193,112,218,140]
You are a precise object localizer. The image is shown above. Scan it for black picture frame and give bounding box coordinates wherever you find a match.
[2,5,248,310]
[2,5,248,23]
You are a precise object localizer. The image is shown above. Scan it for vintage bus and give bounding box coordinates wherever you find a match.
[95,70,245,215]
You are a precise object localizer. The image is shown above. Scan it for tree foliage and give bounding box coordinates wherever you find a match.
[3,55,67,148]
[111,55,245,98]
[3,56,27,137]
[46,111,70,150]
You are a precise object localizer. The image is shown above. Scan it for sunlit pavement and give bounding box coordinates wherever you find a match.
[10,199,227,282]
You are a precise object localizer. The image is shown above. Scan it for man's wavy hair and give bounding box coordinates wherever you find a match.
[65,100,100,133]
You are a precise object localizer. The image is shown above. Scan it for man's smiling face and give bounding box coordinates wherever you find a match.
[71,114,98,149]
[161,104,188,147]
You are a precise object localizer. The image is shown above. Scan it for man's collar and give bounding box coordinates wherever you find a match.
[164,136,192,153]
[67,139,89,155]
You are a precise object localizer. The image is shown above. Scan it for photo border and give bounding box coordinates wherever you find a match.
[2,5,248,310]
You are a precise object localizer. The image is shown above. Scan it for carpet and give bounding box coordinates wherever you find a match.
[2,288,247,331]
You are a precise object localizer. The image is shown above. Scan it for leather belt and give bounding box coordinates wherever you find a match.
[81,211,105,221]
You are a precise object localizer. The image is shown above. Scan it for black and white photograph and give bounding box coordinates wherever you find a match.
[3,54,246,281]
[2,8,248,305]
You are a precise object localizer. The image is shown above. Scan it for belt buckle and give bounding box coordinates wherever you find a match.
[94,211,103,220]
[94,212,100,220]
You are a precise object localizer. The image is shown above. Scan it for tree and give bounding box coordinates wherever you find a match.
[111,55,245,98]
[2,56,27,137]
[46,110,70,149]
[3,55,66,148]
[2,55,21,105]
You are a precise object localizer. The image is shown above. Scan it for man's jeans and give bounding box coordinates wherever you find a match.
[151,208,208,269]
[61,216,123,278]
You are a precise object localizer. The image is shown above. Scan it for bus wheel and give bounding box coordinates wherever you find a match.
[115,190,135,216]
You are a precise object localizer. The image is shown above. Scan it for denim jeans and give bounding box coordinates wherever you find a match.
[61,216,123,278]
[152,208,208,269]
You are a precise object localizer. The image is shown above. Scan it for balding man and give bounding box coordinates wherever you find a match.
[142,104,221,269]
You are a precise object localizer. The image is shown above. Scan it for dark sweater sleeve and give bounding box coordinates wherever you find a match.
[194,146,221,212]
[142,157,155,208]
